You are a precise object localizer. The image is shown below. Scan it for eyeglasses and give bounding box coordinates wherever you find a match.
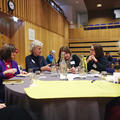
[90,49,95,51]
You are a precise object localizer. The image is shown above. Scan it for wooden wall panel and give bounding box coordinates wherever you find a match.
[70,42,119,47]
[10,22,25,68]
[64,20,69,46]
[88,11,120,26]
[0,0,69,68]
[0,33,9,47]
[69,28,120,42]
[24,21,68,61]
[0,0,67,37]
[0,18,25,67]
[70,47,120,52]
[69,27,120,58]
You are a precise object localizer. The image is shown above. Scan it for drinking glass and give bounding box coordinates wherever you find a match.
[28,68,34,83]
[51,65,58,77]
[34,71,41,79]
[51,66,56,73]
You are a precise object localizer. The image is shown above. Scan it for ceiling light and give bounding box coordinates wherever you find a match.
[51,2,54,7]
[97,4,102,7]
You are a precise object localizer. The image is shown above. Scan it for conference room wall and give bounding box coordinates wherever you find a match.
[88,17,120,25]
[0,0,69,68]
[24,21,68,64]
[5,20,68,69]
[0,13,26,68]
[0,20,67,69]
[0,0,67,37]
[0,13,12,47]
[0,33,9,48]
[10,22,25,69]
[69,27,120,58]
[88,10,120,25]
[69,28,120,41]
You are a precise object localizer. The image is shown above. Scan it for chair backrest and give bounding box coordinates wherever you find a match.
[106,68,115,74]
[113,58,117,64]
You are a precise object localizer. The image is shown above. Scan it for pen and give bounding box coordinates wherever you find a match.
[91,79,96,83]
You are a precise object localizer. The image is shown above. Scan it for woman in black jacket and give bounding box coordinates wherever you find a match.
[87,44,109,72]
[25,40,51,72]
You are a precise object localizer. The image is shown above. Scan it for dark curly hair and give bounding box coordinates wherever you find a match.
[0,44,16,60]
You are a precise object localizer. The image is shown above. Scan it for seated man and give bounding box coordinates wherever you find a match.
[46,50,56,64]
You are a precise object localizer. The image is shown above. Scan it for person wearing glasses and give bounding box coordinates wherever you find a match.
[87,44,109,72]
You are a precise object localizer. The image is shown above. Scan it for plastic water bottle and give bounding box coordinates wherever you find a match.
[78,55,87,74]
[51,54,57,74]
[59,52,67,79]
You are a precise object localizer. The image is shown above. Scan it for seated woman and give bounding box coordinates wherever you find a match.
[87,44,109,72]
[0,44,20,102]
[25,40,51,72]
[57,46,80,73]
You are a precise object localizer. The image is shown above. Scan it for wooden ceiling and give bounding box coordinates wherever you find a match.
[84,0,120,11]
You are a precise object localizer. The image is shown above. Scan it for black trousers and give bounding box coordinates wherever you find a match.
[0,84,5,102]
